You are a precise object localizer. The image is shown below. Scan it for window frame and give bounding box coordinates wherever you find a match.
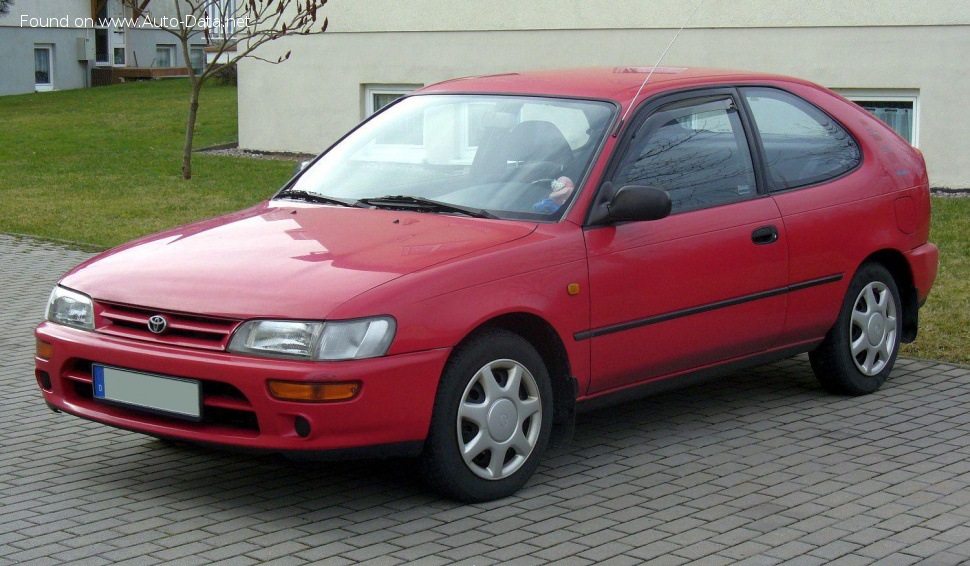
[189,47,206,75]
[155,44,176,68]
[363,84,422,118]
[836,89,919,148]
[206,0,237,38]
[359,85,424,163]
[586,86,767,226]
[94,29,110,65]
[738,85,864,194]
[34,45,54,92]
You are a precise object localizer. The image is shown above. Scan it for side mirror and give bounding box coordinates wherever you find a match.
[607,185,672,223]
[295,160,312,175]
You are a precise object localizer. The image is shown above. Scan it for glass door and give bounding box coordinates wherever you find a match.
[34,46,53,92]
[94,0,127,67]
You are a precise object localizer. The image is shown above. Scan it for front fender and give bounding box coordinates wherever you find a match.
[329,223,592,390]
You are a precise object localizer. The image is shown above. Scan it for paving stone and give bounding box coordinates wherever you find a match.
[533,542,589,561]
[2,233,970,565]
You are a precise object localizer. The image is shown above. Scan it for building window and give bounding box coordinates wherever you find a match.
[190,47,206,74]
[155,45,176,68]
[206,0,236,38]
[34,46,53,92]
[839,89,919,147]
[113,46,126,66]
[364,85,420,117]
[364,85,423,146]
[95,29,109,64]
[95,0,108,25]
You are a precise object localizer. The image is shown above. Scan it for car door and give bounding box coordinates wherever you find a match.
[583,89,789,395]
[738,86,868,345]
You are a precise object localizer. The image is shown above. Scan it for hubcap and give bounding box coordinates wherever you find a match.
[849,281,897,376]
[456,359,541,481]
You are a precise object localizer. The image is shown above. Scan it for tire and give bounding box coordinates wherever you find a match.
[419,328,553,502]
[810,262,902,395]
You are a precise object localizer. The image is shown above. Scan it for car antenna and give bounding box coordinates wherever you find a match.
[614,0,708,137]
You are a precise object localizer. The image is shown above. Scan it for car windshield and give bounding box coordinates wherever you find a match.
[283,94,616,221]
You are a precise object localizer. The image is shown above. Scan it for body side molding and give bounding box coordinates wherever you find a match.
[574,274,843,341]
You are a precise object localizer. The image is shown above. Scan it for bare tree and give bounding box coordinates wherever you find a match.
[112,0,328,179]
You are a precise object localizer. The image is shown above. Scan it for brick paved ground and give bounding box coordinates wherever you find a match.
[3,233,970,565]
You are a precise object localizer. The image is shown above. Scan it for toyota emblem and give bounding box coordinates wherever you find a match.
[147,315,168,334]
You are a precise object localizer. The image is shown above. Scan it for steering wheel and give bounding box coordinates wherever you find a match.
[529,178,555,189]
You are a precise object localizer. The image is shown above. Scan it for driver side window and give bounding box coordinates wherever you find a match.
[614,97,757,214]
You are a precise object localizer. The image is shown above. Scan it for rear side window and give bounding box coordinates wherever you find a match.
[743,88,861,190]
[613,97,757,214]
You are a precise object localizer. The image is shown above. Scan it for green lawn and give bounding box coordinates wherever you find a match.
[0,80,294,247]
[0,81,966,365]
[901,198,970,365]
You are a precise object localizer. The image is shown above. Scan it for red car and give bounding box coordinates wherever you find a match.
[36,67,937,501]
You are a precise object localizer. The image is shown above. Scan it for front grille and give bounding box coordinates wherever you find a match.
[63,359,260,433]
[94,301,241,351]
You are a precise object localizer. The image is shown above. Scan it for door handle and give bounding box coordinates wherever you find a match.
[751,225,779,245]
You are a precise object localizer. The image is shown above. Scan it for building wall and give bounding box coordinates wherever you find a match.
[239,24,970,187]
[0,26,202,96]
[0,0,89,24]
[0,27,93,95]
[0,0,208,96]
[318,0,968,31]
[0,0,188,27]
[127,30,205,69]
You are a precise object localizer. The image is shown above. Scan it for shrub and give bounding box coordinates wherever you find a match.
[213,64,237,86]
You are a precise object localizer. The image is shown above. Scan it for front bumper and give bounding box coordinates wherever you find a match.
[34,322,449,454]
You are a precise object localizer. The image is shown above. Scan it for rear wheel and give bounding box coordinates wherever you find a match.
[810,263,902,395]
[419,328,553,502]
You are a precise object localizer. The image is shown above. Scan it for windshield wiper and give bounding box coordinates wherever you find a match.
[276,189,361,208]
[359,195,498,219]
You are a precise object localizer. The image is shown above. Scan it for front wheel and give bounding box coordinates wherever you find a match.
[810,263,902,395]
[419,329,553,502]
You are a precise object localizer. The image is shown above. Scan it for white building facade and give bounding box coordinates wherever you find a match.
[237,1,966,187]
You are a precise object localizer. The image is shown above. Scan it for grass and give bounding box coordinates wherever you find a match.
[0,79,294,247]
[901,198,970,365]
[0,81,966,365]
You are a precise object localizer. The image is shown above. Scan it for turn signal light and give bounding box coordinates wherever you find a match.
[268,380,361,402]
[36,339,53,360]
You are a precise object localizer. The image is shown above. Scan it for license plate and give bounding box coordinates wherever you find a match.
[92,365,202,421]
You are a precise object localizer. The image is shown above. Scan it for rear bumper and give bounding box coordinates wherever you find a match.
[34,322,449,454]
[905,242,939,305]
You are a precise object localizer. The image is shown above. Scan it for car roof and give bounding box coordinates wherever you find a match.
[417,67,815,104]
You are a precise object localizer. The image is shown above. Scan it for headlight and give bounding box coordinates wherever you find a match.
[46,286,95,331]
[228,317,396,360]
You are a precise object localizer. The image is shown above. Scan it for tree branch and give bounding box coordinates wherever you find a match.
[111,0,330,179]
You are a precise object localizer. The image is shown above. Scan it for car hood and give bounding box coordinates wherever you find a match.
[61,201,537,319]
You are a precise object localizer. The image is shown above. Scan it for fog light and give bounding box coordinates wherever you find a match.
[268,380,361,402]
[294,417,311,438]
[36,339,53,360]
[36,370,52,391]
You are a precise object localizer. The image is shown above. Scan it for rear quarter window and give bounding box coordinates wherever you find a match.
[742,88,861,191]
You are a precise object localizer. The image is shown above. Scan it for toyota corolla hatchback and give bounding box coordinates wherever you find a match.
[36,67,937,501]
